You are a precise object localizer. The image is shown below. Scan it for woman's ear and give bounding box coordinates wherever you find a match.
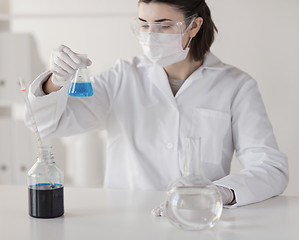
[189,17,203,38]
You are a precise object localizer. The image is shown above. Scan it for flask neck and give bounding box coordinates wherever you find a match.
[37,146,54,163]
[183,137,203,177]
[77,66,87,70]
[77,54,88,69]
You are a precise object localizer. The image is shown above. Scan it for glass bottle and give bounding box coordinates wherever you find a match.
[27,146,64,218]
[165,137,223,230]
[68,54,93,97]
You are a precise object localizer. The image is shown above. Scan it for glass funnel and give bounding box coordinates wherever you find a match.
[165,137,223,230]
[27,146,64,218]
[68,54,93,97]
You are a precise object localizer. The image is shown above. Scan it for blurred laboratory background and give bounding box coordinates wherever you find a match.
[0,0,298,195]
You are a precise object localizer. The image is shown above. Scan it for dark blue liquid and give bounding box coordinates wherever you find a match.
[68,82,94,97]
[28,183,64,218]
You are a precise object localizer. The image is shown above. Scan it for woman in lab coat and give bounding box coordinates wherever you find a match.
[26,0,288,207]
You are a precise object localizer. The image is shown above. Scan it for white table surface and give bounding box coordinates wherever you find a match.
[0,185,298,240]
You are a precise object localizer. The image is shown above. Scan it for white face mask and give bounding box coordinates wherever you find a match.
[139,32,191,67]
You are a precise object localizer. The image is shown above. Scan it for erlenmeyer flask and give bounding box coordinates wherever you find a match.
[165,137,223,230]
[28,146,64,218]
[68,54,93,97]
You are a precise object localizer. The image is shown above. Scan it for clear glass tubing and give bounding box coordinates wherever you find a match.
[165,137,223,231]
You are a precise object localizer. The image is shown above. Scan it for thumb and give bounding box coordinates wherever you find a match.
[87,58,92,66]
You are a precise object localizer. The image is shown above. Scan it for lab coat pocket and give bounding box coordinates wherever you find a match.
[190,108,231,164]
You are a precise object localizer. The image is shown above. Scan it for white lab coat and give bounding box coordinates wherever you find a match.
[26,52,288,207]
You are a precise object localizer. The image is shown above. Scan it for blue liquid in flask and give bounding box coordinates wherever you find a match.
[68,82,94,97]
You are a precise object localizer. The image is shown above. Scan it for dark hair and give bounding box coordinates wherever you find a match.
[138,0,217,61]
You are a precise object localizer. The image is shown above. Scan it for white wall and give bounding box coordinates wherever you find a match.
[9,0,139,75]
[4,0,299,194]
[0,0,9,30]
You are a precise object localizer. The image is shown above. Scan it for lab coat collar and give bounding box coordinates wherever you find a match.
[201,52,226,70]
[137,52,225,106]
[147,65,177,106]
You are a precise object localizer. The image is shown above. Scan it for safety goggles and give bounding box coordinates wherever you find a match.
[131,14,198,38]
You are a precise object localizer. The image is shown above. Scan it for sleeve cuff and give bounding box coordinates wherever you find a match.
[29,71,53,97]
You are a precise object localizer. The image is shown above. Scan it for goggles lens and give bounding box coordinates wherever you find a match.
[131,14,197,38]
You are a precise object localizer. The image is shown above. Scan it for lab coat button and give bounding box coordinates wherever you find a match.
[166,143,174,149]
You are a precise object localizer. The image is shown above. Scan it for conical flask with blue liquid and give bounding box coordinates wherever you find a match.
[68,54,94,97]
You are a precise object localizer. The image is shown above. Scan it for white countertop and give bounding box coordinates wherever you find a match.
[0,185,298,240]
